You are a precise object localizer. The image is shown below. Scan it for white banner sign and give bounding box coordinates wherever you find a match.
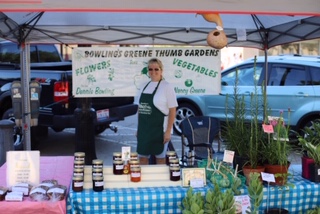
[72,47,221,97]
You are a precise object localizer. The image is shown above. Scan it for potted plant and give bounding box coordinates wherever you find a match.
[262,110,292,186]
[298,123,320,183]
[298,120,320,183]
[247,172,264,214]
[180,184,236,213]
[223,59,266,180]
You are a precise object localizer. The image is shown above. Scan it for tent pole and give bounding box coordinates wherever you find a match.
[263,48,268,122]
[20,42,32,150]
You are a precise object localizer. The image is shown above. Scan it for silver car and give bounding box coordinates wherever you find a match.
[174,55,320,135]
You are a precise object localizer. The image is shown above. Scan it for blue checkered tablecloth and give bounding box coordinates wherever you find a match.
[67,172,320,214]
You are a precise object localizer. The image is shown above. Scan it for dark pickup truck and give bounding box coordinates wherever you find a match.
[0,41,138,137]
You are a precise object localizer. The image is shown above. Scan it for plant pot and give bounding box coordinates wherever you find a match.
[264,164,290,186]
[309,163,320,183]
[264,208,289,214]
[233,155,249,175]
[242,165,265,186]
[301,156,315,179]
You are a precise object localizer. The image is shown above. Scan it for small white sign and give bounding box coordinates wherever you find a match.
[190,178,204,188]
[6,151,40,187]
[234,195,251,213]
[121,146,131,161]
[261,172,275,183]
[223,150,235,163]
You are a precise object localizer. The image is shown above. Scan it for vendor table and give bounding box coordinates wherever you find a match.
[0,156,74,214]
[67,164,320,214]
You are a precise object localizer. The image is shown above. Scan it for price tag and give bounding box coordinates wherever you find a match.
[190,178,204,188]
[262,124,274,133]
[261,172,275,183]
[223,150,235,163]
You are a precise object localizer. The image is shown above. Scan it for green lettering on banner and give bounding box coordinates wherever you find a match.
[75,61,110,76]
[174,87,188,95]
[95,87,114,96]
[190,87,206,94]
[172,58,218,78]
[76,87,94,95]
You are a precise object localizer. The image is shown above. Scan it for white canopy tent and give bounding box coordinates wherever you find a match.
[0,0,319,16]
[0,8,319,150]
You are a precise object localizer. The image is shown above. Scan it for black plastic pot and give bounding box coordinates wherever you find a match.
[264,208,289,214]
[309,163,320,183]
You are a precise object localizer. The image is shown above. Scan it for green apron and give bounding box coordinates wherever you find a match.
[137,80,165,155]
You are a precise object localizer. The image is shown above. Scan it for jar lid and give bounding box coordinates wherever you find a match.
[73,176,84,181]
[74,160,85,164]
[130,152,138,156]
[92,159,103,164]
[74,152,85,157]
[92,176,104,181]
[169,158,179,163]
[130,166,141,172]
[113,152,122,156]
[92,167,103,172]
[73,168,84,172]
[166,151,176,155]
[169,166,180,171]
[113,160,124,164]
[129,160,139,164]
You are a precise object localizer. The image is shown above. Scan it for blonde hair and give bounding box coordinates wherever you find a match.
[148,58,163,70]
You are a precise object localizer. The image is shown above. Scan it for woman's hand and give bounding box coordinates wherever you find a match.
[163,130,171,144]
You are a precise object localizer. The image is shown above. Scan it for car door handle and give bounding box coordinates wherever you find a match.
[296,92,308,97]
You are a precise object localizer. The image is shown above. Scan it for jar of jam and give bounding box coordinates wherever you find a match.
[73,168,84,177]
[130,152,138,161]
[169,166,181,181]
[129,160,139,171]
[113,152,122,161]
[92,159,103,169]
[166,151,177,165]
[74,152,85,162]
[72,176,84,192]
[92,176,104,192]
[113,160,124,175]
[74,160,85,169]
[130,166,141,182]
[169,158,180,167]
[92,167,103,177]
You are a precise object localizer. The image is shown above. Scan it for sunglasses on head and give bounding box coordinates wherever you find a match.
[148,68,160,71]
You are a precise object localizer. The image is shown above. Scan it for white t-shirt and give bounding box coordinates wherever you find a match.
[135,80,178,131]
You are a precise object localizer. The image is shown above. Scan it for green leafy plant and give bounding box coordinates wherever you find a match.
[179,187,204,214]
[180,183,236,214]
[306,206,320,214]
[247,172,264,214]
[298,119,320,165]
[204,181,236,214]
[263,110,292,166]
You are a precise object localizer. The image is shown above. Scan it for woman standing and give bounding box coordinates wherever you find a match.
[136,58,178,165]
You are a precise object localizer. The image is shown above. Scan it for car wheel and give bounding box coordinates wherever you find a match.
[174,103,201,135]
[2,108,15,122]
[95,124,108,135]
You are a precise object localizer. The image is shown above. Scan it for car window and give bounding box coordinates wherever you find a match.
[269,65,307,86]
[0,43,61,63]
[310,66,320,85]
[222,64,263,86]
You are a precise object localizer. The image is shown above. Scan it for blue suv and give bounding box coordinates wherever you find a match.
[174,55,320,135]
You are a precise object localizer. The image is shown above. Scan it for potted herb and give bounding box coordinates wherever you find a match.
[180,183,236,213]
[262,110,292,186]
[298,120,320,182]
[298,123,320,183]
[247,172,264,214]
[223,58,266,179]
